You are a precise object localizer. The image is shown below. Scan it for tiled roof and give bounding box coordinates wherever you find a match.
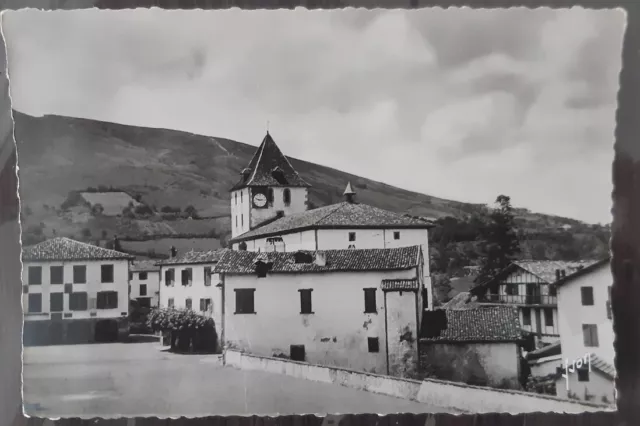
[213,246,421,275]
[381,279,420,291]
[514,260,602,283]
[130,260,161,272]
[588,353,616,380]
[157,249,228,266]
[231,201,433,243]
[420,306,523,343]
[230,132,310,191]
[22,237,134,262]
[555,258,611,288]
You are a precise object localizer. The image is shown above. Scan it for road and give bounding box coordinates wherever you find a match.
[23,337,460,417]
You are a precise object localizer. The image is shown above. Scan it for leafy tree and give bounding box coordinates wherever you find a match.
[475,195,521,285]
[184,205,199,219]
[92,203,104,216]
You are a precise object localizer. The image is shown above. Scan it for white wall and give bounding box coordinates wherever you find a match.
[223,268,418,375]
[242,230,317,252]
[159,263,223,338]
[250,187,308,229]
[129,270,160,307]
[557,264,614,367]
[230,188,251,239]
[529,355,563,377]
[22,259,130,321]
[555,368,615,405]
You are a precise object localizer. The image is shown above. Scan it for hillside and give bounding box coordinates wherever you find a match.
[13,111,610,296]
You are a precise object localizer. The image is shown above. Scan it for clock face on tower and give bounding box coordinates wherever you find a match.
[253,193,267,208]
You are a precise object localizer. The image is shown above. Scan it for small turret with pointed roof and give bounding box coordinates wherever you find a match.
[344,182,356,204]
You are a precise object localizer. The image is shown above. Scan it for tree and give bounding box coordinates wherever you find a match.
[92,203,104,216]
[184,205,198,219]
[475,195,521,285]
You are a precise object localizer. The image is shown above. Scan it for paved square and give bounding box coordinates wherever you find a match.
[23,338,460,417]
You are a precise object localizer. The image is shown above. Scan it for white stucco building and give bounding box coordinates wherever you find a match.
[471,260,601,346]
[213,245,425,378]
[21,237,133,345]
[129,260,160,308]
[554,258,615,405]
[157,249,225,340]
[227,132,435,309]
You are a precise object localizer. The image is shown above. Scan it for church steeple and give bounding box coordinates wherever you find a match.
[343,182,356,204]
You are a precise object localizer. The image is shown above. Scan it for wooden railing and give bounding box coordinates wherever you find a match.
[483,294,558,306]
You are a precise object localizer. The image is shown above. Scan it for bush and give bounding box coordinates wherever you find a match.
[147,308,218,353]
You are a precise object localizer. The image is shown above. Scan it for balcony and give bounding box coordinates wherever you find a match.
[482,294,558,306]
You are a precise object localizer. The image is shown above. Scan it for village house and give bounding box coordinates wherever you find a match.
[228,132,435,309]
[156,248,226,341]
[470,260,600,346]
[553,258,615,405]
[213,245,425,378]
[21,237,133,345]
[129,260,161,308]
[419,306,525,390]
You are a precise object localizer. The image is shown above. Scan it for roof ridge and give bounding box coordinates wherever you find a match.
[245,136,267,186]
[313,202,348,226]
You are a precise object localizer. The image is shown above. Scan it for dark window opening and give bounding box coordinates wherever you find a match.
[28,294,42,313]
[235,289,256,314]
[393,231,400,240]
[364,288,377,313]
[204,267,212,286]
[522,308,532,326]
[69,292,88,311]
[28,266,42,285]
[50,266,64,285]
[168,298,174,308]
[290,345,305,361]
[239,242,248,251]
[283,188,291,206]
[548,284,557,297]
[577,368,590,382]
[267,188,274,205]
[165,268,175,286]
[506,284,519,296]
[581,286,594,306]
[368,337,380,353]
[185,298,193,310]
[139,272,148,280]
[73,265,86,284]
[200,298,212,312]
[544,308,554,327]
[349,232,356,242]
[583,324,599,347]
[97,291,118,310]
[181,268,193,286]
[272,167,288,185]
[241,214,244,227]
[140,284,147,296]
[293,251,313,264]
[255,262,271,278]
[101,264,114,283]
[299,289,313,314]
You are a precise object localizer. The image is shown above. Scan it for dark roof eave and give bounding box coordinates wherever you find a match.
[157,260,221,266]
[419,338,522,344]
[23,256,134,262]
[216,266,418,275]
[230,223,434,244]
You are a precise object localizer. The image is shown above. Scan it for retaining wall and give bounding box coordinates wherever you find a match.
[224,349,614,414]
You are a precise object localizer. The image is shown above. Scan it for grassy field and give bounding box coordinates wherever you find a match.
[120,237,221,257]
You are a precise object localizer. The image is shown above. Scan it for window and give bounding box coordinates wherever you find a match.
[101,264,114,283]
[204,267,212,287]
[349,232,356,242]
[181,268,193,286]
[548,284,557,297]
[235,216,238,227]
[165,268,175,286]
[139,272,148,280]
[235,192,237,205]
[522,308,531,326]
[50,293,64,312]
[364,288,377,313]
[240,191,243,203]
[506,284,519,296]
[577,368,590,382]
[96,291,118,309]
[581,286,594,306]
[299,289,313,314]
[607,285,613,320]
[200,298,212,312]
[583,324,599,347]
[241,214,244,227]
[290,345,305,361]
[50,266,64,285]
[129,272,133,281]
[544,308,554,327]
[393,231,400,240]
[73,265,86,284]
[268,188,274,206]
[235,289,256,314]
[185,298,193,310]
[283,189,291,206]
[69,292,88,311]
[27,294,42,313]
[368,337,380,353]
[28,266,42,285]
[168,298,174,308]
[140,284,147,296]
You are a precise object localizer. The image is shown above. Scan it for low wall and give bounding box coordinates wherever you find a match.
[224,349,613,414]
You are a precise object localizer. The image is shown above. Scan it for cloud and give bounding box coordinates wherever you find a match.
[1,7,625,224]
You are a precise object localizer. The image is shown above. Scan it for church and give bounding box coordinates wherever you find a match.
[227,132,435,310]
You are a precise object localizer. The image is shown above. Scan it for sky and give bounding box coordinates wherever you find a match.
[1,7,626,224]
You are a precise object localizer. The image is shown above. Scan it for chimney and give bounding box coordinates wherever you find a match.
[170,246,177,258]
[315,251,327,267]
[343,182,356,204]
